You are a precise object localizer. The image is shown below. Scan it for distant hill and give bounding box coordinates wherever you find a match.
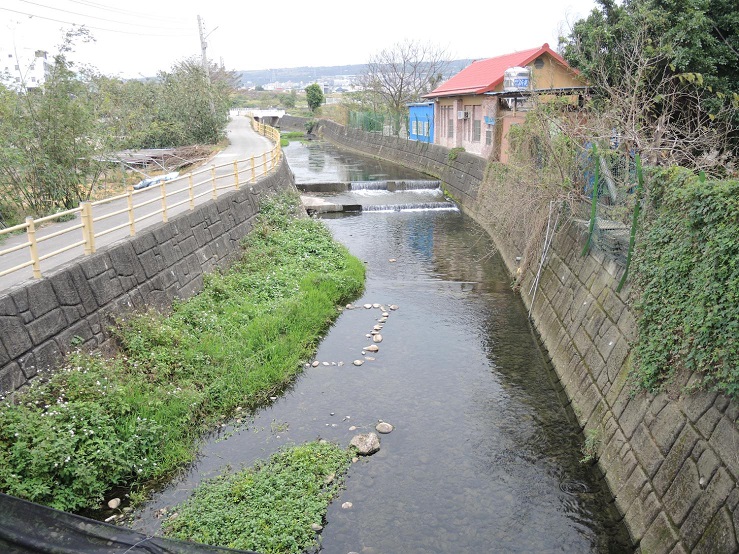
[236,60,476,88]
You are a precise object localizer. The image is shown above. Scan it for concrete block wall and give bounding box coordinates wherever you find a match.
[0,162,296,394]
[316,119,739,553]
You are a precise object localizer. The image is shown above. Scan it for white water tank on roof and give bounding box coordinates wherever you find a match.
[503,66,531,92]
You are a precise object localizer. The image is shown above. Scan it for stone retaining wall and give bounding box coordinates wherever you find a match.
[0,162,296,394]
[315,119,739,553]
[279,115,311,132]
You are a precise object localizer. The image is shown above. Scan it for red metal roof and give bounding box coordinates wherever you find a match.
[425,43,573,98]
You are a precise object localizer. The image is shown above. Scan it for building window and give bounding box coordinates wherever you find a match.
[411,120,418,135]
[447,116,453,138]
[473,120,481,142]
[486,129,492,145]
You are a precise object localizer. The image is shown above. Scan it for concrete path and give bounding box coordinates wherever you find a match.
[0,116,273,293]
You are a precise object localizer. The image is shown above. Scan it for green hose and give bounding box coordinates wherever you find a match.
[616,153,644,292]
[582,143,599,256]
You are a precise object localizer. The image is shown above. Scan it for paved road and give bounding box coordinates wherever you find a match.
[0,116,274,293]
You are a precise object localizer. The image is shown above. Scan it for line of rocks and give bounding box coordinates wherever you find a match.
[308,302,400,542]
[304,302,398,369]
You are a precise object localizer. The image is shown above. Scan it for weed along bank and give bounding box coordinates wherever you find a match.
[312,118,739,553]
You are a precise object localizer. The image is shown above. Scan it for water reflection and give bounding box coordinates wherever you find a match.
[284,140,431,183]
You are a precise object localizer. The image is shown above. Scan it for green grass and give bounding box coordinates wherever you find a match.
[163,441,353,554]
[0,191,365,512]
[280,131,306,147]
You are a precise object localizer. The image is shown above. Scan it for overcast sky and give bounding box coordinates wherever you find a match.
[2,0,599,79]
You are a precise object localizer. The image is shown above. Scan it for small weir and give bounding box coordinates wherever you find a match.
[130,140,633,553]
[362,201,458,212]
[350,179,442,191]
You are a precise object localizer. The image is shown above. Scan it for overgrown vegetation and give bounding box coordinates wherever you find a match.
[631,169,738,397]
[477,0,737,402]
[280,131,305,147]
[163,441,353,553]
[560,0,738,171]
[447,147,465,162]
[580,428,601,464]
[0,192,365,511]
[0,28,234,219]
[478,99,586,278]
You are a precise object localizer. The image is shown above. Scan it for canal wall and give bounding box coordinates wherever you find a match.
[314,118,739,553]
[0,162,296,394]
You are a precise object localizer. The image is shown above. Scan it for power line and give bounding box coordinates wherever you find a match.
[65,0,190,24]
[0,7,192,37]
[18,0,192,31]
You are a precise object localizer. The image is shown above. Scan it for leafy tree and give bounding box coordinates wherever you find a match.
[280,90,297,109]
[0,27,236,218]
[305,83,324,112]
[97,58,233,149]
[0,28,108,215]
[359,40,450,136]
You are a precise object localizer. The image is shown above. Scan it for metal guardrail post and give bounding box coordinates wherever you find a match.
[211,165,217,199]
[160,181,168,222]
[251,157,256,183]
[234,160,240,189]
[81,202,96,255]
[262,153,267,176]
[26,217,42,279]
[127,186,136,236]
[188,174,195,210]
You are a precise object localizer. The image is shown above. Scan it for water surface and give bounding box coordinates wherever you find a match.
[130,140,632,553]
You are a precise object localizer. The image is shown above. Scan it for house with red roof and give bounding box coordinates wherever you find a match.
[424,43,586,162]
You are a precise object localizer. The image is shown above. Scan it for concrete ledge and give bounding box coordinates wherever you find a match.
[300,195,360,214]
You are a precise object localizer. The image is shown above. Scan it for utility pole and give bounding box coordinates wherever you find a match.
[197,15,216,116]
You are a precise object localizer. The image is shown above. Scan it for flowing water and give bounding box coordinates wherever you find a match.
[129,140,633,553]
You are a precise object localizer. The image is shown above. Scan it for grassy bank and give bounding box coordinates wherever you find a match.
[0,192,365,512]
[280,131,306,147]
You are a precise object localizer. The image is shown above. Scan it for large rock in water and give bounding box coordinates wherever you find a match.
[350,432,381,456]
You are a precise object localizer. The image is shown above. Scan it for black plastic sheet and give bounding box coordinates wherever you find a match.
[0,493,257,554]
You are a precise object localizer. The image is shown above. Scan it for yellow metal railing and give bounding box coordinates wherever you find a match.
[0,119,282,280]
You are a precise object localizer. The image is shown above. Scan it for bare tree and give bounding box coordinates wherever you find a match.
[359,40,450,136]
[567,22,737,174]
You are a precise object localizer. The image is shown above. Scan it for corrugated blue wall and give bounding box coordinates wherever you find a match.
[408,103,434,143]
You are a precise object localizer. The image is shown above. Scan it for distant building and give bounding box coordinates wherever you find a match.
[0,47,51,91]
[408,102,434,143]
[424,43,587,162]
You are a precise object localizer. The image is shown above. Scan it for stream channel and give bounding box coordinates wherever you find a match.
[129,139,634,553]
